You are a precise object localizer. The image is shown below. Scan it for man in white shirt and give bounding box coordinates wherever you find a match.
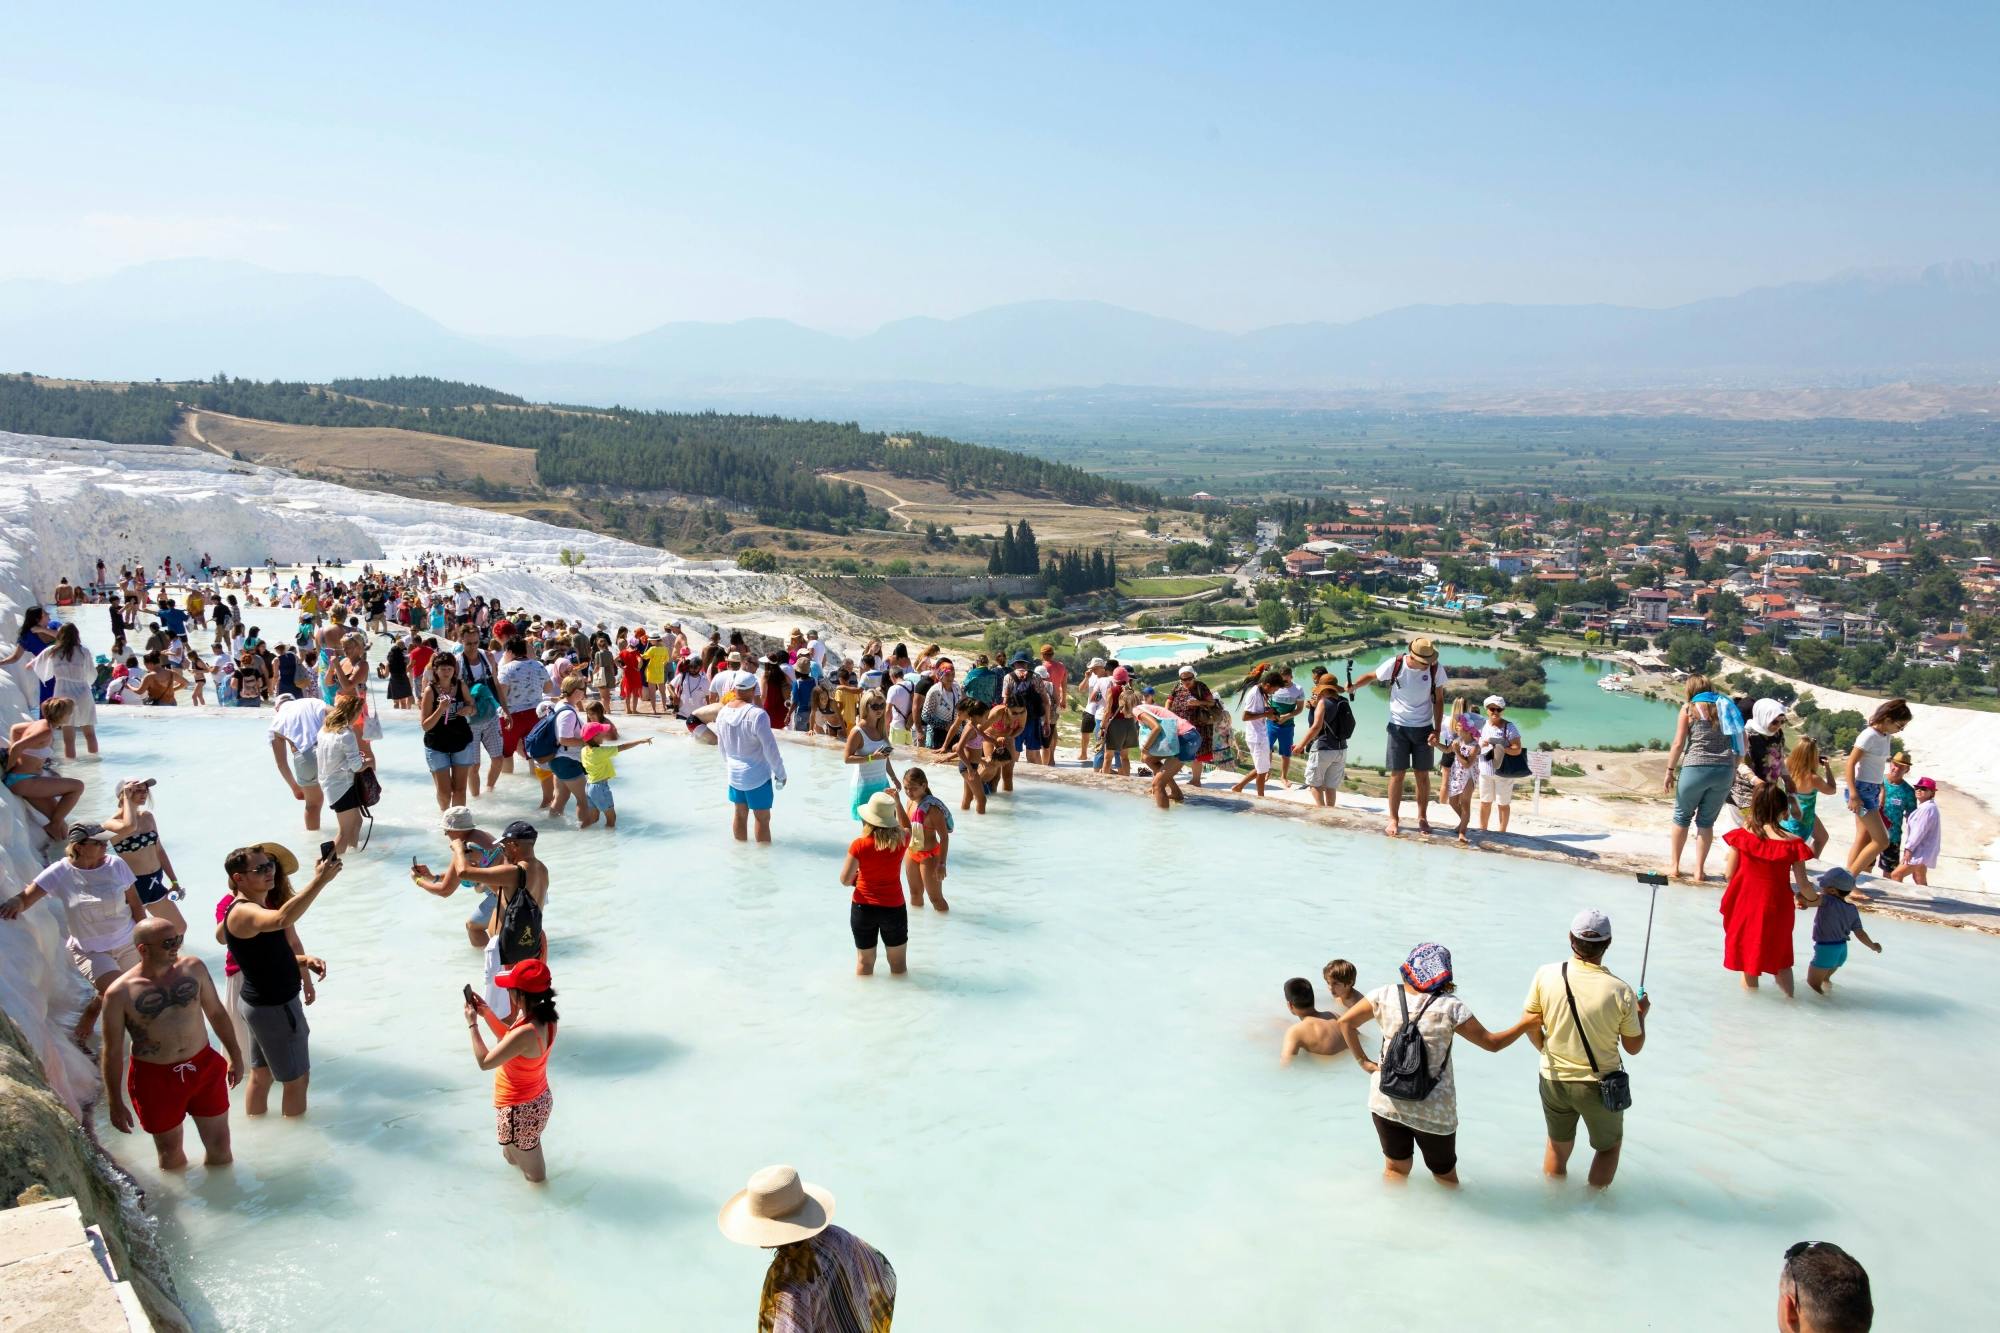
[715,671,786,844]
[884,668,916,746]
[1078,659,1110,763]
[268,693,330,831]
[1350,637,1449,837]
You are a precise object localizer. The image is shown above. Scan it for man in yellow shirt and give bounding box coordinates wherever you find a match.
[1517,909,1648,1189]
[640,640,673,717]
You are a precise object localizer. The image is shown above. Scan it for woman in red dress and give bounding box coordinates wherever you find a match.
[1720,782,1815,996]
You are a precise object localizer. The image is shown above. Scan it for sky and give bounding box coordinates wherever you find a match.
[3,1,1996,339]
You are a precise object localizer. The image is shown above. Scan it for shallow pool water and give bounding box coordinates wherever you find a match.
[76,706,1991,1329]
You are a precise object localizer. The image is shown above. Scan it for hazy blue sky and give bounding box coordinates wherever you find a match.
[4,2,1995,337]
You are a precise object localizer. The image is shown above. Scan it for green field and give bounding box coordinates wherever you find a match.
[869,398,2000,519]
[1116,574,1231,597]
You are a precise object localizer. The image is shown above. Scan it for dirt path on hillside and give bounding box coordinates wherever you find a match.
[829,473,914,530]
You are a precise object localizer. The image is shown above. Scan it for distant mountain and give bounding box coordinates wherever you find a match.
[6,258,1998,395]
[0,259,505,382]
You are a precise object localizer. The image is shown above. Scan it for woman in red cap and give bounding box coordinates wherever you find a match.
[465,957,558,1183]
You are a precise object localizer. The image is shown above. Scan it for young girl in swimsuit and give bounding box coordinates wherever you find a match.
[902,768,953,910]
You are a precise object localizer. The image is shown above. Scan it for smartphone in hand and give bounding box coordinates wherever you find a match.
[320,840,337,863]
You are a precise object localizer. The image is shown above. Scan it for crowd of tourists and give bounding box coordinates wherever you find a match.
[0,557,1902,1330]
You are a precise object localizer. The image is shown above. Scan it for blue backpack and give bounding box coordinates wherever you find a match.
[522,704,574,761]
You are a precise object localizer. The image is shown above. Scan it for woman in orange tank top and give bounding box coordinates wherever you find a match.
[465,957,558,1182]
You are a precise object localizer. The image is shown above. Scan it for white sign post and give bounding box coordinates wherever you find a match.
[1527,751,1555,816]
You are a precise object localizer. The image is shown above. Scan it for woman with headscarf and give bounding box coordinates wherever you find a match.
[1335,943,1528,1186]
[1167,665,1220,788]
[1661,676,1741,883]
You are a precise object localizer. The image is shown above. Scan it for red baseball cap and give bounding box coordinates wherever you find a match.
[494,959,552,992]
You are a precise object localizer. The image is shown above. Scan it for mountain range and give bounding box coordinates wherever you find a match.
[4,258,1997,399]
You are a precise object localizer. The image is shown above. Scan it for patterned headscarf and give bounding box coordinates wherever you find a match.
[1400,942,1454,993]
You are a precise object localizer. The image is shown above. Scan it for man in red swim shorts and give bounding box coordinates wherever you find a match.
[99,916,246,1169]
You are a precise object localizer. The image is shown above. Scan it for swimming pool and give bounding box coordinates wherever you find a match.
[80,706,1990,1328]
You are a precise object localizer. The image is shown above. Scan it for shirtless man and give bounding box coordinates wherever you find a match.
[99,917,245,1170]
[1279,977,1349,1064]
[450,820,549,1016]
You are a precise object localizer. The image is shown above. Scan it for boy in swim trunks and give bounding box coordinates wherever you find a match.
[99,916,245,1169]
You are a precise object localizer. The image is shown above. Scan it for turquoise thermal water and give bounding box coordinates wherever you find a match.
[1222,645,1677,751]
[73,704,1990,1329]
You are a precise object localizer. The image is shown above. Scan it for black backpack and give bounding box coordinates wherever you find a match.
[497,873,545,965]
[1329,696,1356,744]
[1377,987,1447,1102]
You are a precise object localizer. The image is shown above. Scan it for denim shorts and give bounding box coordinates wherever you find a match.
[549,755,585,782]
[1847,781,1883,815]
[585,780,615,810]
[1176,730,1202,763]
[425,741,479,772]
[1673,763,1733,829]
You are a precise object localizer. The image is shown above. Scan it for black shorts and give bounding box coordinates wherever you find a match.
[1877,842,1901,875]
[331,783,368,813]
[850,902,909,950]
[1371,1112,1457,1176]
[1385,723,1435,773]
[1080,713,1097,734]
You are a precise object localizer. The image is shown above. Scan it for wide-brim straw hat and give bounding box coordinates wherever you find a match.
[1407,637,1439,665]
[718,1165,835,1247]
[254,841,300,876]
[858,791,900,829]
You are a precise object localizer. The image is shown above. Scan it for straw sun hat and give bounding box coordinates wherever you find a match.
[718,1165,835,1247]
[858,791,900,829]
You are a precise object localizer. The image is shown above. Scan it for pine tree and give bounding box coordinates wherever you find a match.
[1014,519,1039,574]
[997,526,1017,574]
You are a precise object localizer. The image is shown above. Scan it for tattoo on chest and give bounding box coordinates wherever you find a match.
[131,976,200,1018]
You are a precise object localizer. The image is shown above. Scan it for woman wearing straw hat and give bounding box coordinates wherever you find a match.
[719,1165,896,1331]
[842,790,912,975]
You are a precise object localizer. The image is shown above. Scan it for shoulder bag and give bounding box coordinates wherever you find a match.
[1562,962,1632,1111]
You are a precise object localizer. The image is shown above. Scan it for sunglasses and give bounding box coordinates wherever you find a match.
[1784,1240,1841,1263]
[153,934,184,952]
[242,860,277,875]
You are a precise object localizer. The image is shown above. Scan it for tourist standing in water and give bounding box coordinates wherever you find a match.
[316,695,371,856]
[901,768,951,911]
[99,916,244,1170]
[1515,909,1647,1189]
[720,1165,896,1332]
[268,692,328,833]
[716,670,786,843]
[843,791,911,976]
[419,653,480,811]
[1720,783,1815,997]
[220,844,340,1117]
[32,623,99,758]
[1350,638,1448,837]
[1335,943,1527,1186]
[845,693,898,820]
[102,779,186,932]
[465,957,558,1184]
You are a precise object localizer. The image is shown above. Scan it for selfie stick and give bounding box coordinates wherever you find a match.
[1638,882,1660,997]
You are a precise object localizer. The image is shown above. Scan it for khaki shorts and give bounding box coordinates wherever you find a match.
[1540,1076,1624,1151]
[1305,747,1347,790]
[69,939,140,986]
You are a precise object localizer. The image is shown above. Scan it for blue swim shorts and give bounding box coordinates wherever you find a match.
[1811,940,1849,971]
[728,779,774,811]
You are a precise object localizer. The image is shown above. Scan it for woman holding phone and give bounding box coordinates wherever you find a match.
[464,958,558,1183]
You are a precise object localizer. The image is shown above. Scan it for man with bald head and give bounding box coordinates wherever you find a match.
[99,916,245,1170]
